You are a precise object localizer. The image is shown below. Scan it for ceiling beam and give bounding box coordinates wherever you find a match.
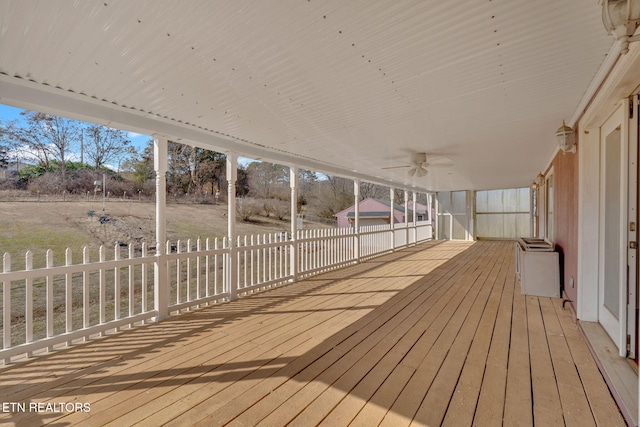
[0,74,431,193]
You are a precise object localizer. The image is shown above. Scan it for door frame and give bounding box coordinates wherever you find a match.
[598,104,630,357]
[545,168,554,242]
[628,95,639,360]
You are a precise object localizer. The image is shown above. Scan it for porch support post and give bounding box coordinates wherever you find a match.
[413,191,417,223]
[434,192,439,240]
[430,193,435,239]
[404,190,409,247]
[413,191,417,245]
[467,190,475,241]
[289,166,298,282]
[153,134,169,321]
[354,179,360,262]
[390,187,395,250]
[226,153,238,300]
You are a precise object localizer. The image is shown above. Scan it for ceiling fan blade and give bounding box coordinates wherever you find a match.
[407,167,417,177]
[382,165,411,170]
[427,156,453,164]
[415,167,428,177]
[426,163,453,168]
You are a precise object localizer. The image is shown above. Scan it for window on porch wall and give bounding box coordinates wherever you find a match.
[437,191,471,240]
[475,188,532,239]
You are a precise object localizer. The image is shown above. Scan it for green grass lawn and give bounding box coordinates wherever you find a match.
[0,222,96,270]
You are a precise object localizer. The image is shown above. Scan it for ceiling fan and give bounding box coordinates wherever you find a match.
[382,153,453,177]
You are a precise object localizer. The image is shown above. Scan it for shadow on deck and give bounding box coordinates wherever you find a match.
[0,240,625,426]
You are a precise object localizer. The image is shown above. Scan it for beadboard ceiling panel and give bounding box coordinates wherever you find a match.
[0,0,614,191]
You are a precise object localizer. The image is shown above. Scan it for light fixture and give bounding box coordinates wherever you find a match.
[408,167,428,178]
[556,120,576,153]
[600,0,640,54]
[535,173,545,186]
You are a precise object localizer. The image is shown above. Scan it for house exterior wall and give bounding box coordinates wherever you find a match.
[335,198,403,228]
[336,199,390,228]
[550,147,579,308]
[357,218,389,227]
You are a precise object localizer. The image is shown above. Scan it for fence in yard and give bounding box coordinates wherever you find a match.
[0,220,432,364]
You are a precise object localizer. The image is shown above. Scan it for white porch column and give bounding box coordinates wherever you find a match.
[354,179,360,262]
[434,192,439,240]
[412,191,417,245]
[466,190,475,241]
[431,193,436,239]
[413,191,417,224]
[153,134,169,321]
[390,187,395,250]
[290,166,298,282]
[226,153,238,300]
[404,190,409,247]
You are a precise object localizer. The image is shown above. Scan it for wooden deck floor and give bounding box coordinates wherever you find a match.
[0,240,626,426]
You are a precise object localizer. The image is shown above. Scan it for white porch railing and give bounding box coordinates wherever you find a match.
[236,233,291,295]
[297,227,356,277]
[166,238,230,312]
[0,221,432,363]
[1,244,156,364]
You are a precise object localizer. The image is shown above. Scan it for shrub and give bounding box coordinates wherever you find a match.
[268,199,289,220]
[236,198,260,221]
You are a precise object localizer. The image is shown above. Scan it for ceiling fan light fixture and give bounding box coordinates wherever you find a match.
[383,152,453,178]
[410,152,427,164]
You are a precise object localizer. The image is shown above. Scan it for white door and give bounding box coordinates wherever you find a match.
[599,105,631,356]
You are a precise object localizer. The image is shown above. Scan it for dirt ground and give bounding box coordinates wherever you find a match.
[0,197,325,269]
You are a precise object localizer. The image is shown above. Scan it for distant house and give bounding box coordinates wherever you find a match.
[335,197,428,228]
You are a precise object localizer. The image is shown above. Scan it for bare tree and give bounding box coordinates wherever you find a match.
[167,141,195,194]
[0,146,7,169]
[360,181,389,201]
[297,169,319,211]
[194,150,226,195]
[246,161,288,199]
[0,127,14,170]
[307,175,353,219]
[0,111,80,181]
[84,124,132,170]
[122,139,154,184]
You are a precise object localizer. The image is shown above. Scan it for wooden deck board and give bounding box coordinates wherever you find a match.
[207,246,480,427]
[556,310,627,426]
[378,243,503,427]
[502,273,533,426]
[411,246,508,426]
[0,240,626,427]
[527,295,565,426]
[288,246,504,427]
[9,275,379,425]
[539,297,596,427]
[440,245,510,426]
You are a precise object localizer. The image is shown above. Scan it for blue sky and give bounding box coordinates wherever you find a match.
[0,103,152,151]
[0,104,24,121]
[0,103,256,166]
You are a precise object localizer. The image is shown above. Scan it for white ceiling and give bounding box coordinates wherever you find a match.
[0,0,614,192]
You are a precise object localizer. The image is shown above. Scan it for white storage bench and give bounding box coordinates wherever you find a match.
[514,237,560,298]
